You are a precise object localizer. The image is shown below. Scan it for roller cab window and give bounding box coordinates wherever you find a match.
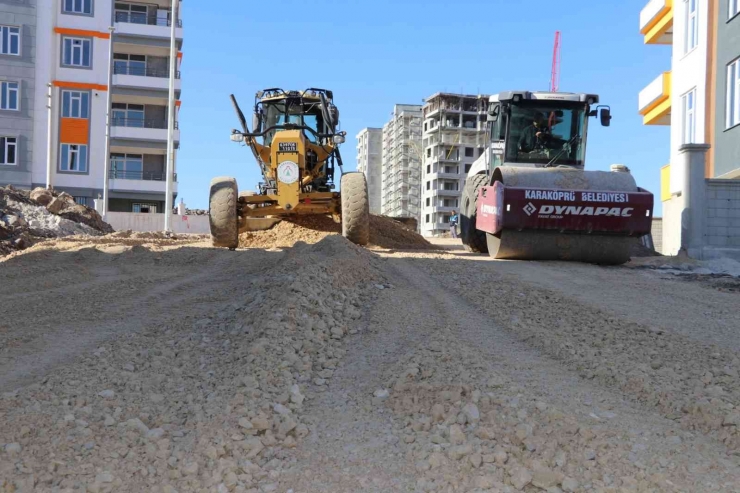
[506,103,586,166]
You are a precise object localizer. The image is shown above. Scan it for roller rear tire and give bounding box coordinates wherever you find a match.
[460,173,489,253]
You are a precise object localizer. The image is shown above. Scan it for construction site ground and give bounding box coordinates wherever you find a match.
[2,225,740,492]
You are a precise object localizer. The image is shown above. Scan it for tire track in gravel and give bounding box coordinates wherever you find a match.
[280,251,740,491]
[371,255,740,491]
[385,248,740,452]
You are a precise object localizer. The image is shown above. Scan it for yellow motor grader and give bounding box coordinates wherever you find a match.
[208,88,369,249]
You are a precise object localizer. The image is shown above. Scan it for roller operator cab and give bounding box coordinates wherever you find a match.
[460,91,655,265]
[207,88,370,249]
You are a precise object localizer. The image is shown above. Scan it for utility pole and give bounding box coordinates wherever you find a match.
[164,0,178,232]
[102,26,115,219]
[45,83,53,190]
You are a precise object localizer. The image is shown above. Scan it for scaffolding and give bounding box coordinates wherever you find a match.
[381,105,422,219]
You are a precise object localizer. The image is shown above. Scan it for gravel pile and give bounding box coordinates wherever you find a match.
[238,215,435,251]
[0,186,112,256]
[0,236,385,492]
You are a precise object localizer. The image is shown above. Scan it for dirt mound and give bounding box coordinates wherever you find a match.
[629,236,662,258]
[369,216,435,250]
[238,214,436,250]
[1,186,113,256]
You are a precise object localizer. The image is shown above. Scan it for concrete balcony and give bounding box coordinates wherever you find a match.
[639,72,671,125]
[427,188,462,198]
[112,65,181,92]
[640,0,673,44]
[110,119,180,144]
[114,12,183,41]
[427,172,462,180]
[109,172,178,194]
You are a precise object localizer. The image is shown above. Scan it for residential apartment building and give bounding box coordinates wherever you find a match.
[638,0,740,256]
[381,104,422,219]
[420,92,488,237]
[0,0,36,186]
[0,0,182,214]
[355,127,382,214]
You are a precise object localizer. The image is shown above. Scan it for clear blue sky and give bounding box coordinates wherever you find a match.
[177,0,671,215]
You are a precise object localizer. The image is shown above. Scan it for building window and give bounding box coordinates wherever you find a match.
[685,0,698,54]
[464,147,474,157]
[111,153,144,179]
[63,0,93,15]
[0,81,19,110]
[112,103,145,127]
[0,26,20,55]
[0,137,16,165]
[73,196,89,206]
[465,163,472,173]
[425,214,429,223]
[426,181,430,190]
[682,89,696,144]
[114,3,149,24]
[425,197,430,207]
[133,203,157,213]
[60,144,88,172]
[728,59,740,128]
[62,37,92,68]
[62,90,90,118]
[113,53,147,76]
[730,0,739,19]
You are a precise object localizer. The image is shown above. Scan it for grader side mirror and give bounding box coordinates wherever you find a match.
[230,131,244,143]
[600,107,612,127]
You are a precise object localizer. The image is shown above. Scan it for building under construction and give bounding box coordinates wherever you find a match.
[381,105,423,219]
[421,93,489,237]
[355,128,383,214]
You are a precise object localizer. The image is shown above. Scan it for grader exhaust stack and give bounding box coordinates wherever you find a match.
[208,88,369,249]
[460,91,654,265]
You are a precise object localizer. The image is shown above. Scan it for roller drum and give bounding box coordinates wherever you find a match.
[489,166,640,265]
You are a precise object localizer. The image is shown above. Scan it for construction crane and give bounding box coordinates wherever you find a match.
[550,31,561,92]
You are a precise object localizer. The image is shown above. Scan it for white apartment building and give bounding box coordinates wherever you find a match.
[355,127,382,214]
[420,92,489,237]
[0,0,182,214]
[381,104,422,219]
[638,0,740,258]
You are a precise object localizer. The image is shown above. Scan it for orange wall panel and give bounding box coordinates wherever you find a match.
[60,118,89,145]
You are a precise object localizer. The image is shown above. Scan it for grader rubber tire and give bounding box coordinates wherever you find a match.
[209,176,239,249]
[460,173,489,253]
[340,172,370,246]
